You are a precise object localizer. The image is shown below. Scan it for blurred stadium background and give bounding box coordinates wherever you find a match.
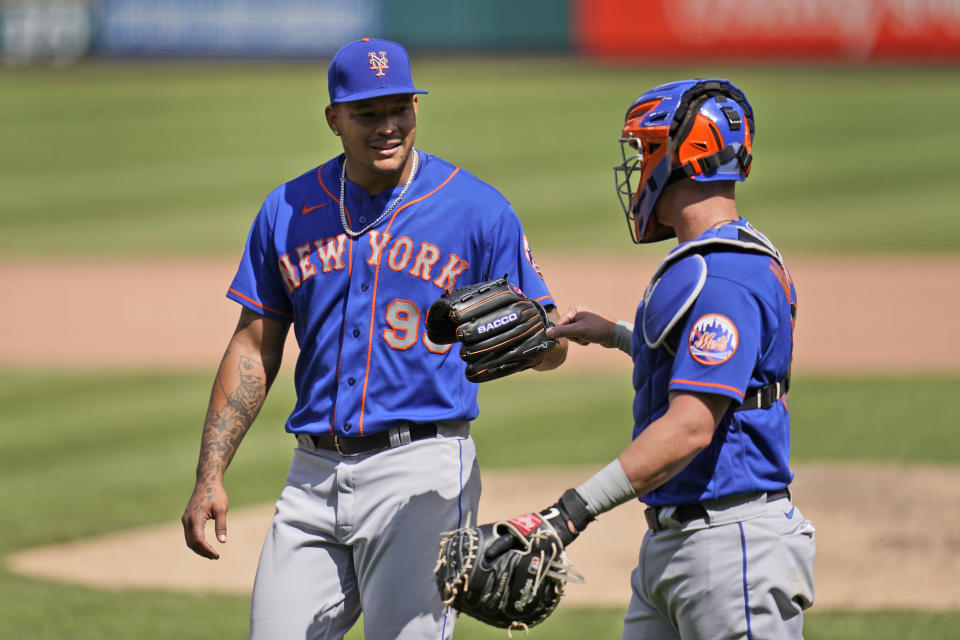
[4,0,960,64]
[1,1,959,639]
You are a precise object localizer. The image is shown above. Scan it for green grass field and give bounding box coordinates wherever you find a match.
[1,368,958,638]
[2,61,959,257]
[3,369,958,557]
[2,59,959,638]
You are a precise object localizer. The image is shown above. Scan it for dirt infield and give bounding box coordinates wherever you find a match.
[3,254,960,610]
[9,463,960,611]
[2,253,958,373]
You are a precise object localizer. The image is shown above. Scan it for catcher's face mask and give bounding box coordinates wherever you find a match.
[615,98,673,244]
[614,79,755,244]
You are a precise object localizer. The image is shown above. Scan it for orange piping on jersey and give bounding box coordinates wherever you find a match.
[317,160,355,229]
[534,294,551,304]
[357,163,461,434]
[316,162,334,198]
[670,378,745,399]
[391,166,460,217]
[329,318,348,435]
[228,288,293,319]
[332,240,361,430]
[317,160,353,431]
[327,235,358,432]
[314,162,355,274]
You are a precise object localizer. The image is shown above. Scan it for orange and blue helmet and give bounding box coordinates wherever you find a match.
[614,79,755,243]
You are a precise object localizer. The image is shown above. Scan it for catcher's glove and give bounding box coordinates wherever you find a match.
[425,277,557,383]
[435,510,584,634]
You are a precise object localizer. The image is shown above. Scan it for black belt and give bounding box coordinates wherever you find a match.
[297,422,438,457]
[736,371,790,412]
[644,489,791,532]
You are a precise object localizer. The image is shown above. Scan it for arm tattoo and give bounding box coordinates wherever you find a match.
[196,354,268,485]
[192,308,288,489]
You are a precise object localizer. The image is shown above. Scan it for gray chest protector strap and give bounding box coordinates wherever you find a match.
[642,225,793,412]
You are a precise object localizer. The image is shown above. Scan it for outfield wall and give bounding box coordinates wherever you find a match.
[577,0,960,62]
[3,0,959,63]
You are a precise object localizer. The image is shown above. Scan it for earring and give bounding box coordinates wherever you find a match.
[334,130,341,136]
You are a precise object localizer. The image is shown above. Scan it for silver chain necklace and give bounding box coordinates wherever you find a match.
[339,149,418,238]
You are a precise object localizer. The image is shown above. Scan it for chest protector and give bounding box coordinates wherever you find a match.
[641,222,795,411]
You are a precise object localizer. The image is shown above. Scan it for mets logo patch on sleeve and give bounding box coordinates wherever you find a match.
[522,234,545,279]
[688,314,738,365]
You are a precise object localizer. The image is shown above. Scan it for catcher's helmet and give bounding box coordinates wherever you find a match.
[614,78,755,243]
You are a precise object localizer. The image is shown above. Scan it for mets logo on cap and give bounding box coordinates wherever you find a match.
[368,51,388,77]
[688,314,738,365]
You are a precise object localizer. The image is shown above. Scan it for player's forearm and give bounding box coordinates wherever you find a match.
[545,306,632,355]
[193,313,286,485]
[194,352,272,484]
[616,393,724,496]
[535,307,568,370]
[535,336,568,370]
[617,428,706,498]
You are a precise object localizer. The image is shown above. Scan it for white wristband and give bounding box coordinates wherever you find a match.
[611,321,634,356]
[575,458,637,517]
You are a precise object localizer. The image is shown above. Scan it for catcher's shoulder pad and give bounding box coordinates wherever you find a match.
[657,220,785,274]
[642,254,707,349]
[641,222,791,351]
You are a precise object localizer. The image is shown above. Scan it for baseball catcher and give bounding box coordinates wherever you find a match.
[434,490,593,633]
[425,277,557,383]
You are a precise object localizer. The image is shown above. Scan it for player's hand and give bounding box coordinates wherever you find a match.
[484,488,596,558]
[546,305,619,348]
[182,481,230,559]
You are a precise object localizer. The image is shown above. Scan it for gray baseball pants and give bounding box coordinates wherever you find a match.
[250,426,480,640]
[623,490,816,639]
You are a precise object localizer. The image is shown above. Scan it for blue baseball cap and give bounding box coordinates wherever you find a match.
[328,38,428,105]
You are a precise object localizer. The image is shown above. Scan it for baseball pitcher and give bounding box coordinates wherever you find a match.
[181,38,566,640]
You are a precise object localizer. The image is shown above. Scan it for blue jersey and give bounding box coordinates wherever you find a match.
[632,219,797,506]
[227,151,554,437]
